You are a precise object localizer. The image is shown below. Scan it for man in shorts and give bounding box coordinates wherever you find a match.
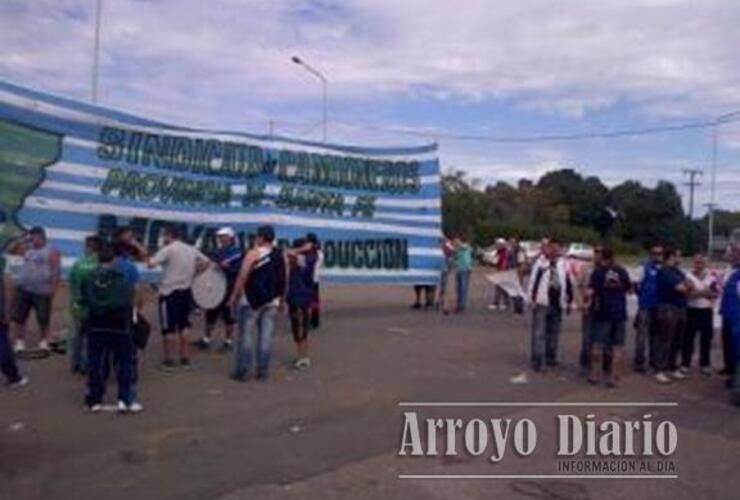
[587,247,632,387]
[147,225,209,370]
[9,226,61,352]
[196,227,242,352]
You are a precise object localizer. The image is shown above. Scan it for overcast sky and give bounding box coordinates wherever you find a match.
[1,0,739,213]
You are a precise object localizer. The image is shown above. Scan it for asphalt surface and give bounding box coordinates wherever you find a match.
[1,270,738,500]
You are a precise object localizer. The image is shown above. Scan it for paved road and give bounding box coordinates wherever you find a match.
[1,271,738,500]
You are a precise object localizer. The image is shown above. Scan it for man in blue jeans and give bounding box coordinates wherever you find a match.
[527,239,573,372]
[229,225,285,381]
[634,244,663,373]
[453,234,472,313]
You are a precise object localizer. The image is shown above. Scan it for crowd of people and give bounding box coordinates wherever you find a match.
[0,224,323,413]
[409,232,740,405]
[411,233,473,314]
[2,223,739,410]
[514,238,740,404]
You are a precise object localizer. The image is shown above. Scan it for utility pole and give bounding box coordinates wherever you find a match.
[682,168,703,220]
[91,0,103,103]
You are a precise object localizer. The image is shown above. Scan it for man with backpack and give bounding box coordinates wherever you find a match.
[229,225,286,381]
[83,244,137,413]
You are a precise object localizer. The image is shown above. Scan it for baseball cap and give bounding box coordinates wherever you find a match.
[216,226,235,238]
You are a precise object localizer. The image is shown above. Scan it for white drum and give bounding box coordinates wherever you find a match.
[192,266,227,310]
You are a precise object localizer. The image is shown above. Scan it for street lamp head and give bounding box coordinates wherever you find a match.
[291,56,302,65]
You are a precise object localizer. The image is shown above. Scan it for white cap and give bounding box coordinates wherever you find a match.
[216,226,235,238]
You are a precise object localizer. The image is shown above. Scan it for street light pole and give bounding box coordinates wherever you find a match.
[91,0,103,103]
[291,56,328,142]
[707,125,718,255]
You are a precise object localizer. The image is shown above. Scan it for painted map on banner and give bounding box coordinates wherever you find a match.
[0,80,442,285]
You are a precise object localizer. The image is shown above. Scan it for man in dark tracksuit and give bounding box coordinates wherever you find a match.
[1,255,27,387]
[719,244,740,405]
[634,245,663,373]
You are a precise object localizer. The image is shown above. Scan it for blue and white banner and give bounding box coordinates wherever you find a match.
[0,80,442,285]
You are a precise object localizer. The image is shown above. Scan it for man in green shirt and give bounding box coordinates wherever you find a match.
[68,236,102,374]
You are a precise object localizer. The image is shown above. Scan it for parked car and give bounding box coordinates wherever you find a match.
[520,240,541,262]
[566,242,595,260]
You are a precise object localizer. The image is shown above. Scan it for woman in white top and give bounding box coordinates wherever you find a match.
[681,254,720,374]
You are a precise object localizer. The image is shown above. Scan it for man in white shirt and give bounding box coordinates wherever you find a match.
[527,239,574,372]
[147,225,209,370]
[681,254,720,375]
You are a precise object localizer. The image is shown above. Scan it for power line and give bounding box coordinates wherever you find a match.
[330,112,740,144]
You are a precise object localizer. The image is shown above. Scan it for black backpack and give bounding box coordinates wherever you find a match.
[84,266,134,334]
[245,247,286,309]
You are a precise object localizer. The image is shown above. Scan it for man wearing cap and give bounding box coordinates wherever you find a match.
[196,227,243,352]
[8,226,61,352]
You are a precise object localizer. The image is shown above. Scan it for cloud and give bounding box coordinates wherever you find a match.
[1,0,739,211]
[3,0,740,119]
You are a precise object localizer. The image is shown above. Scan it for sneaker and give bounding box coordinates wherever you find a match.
[13,339,26,353]
[89,404,103,413]
[127,401,144,413]
[219,341,233,353]
[161,359,178,372]
[195,338,211,350]
[655,372,671,384]
[295,357,311,370]
[38,340,50,351]
[487,304,498,311]
[117,400,128,413]
[671,369,687,380]
[509,372,529,384]
[411,303,421,310]
[231,373,250,382]
[701,366,713,376]
[9,376,29,388]
[679,366,690,375]
[180,358,192,369]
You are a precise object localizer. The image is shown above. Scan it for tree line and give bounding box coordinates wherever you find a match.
[441,168,740,254]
